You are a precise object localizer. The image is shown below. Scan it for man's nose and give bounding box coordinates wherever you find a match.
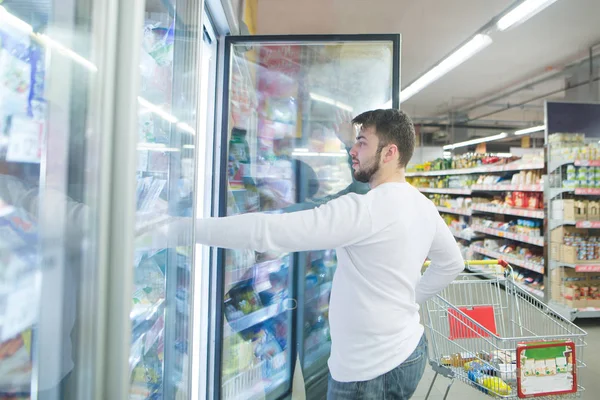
[349,145,358,157]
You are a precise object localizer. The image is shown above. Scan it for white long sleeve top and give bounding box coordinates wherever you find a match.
[197,182,464,382]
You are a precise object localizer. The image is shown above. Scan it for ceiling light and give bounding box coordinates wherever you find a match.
[497,0,558,31]
[443,132,508,150]
[514,125,545,135]
[400,34,492,103]
[309,93,353,112]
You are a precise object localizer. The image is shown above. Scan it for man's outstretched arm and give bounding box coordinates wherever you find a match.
[196,193,373,253]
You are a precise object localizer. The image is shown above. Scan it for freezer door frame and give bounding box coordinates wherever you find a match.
[211,33,401,400]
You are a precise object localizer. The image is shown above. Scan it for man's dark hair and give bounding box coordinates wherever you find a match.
[352,109,416,168]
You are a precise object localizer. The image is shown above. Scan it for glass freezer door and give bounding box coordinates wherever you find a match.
[217,35,400,400]
[0,0,105,399]
[128,1,204,399]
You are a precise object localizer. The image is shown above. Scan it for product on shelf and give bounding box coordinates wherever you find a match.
[550,268,600,309]
[548,133,598,160]
[472,217,542,237]
[408,174,477,189]
[550,226,600,263]
[428,194,472,210]
[472,240,544,268]
[561,165,600,189]
[551,199,597,221]
[472,191,543,211]
[409,153,516,172]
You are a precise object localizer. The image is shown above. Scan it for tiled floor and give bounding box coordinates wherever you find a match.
[411,319,600,400]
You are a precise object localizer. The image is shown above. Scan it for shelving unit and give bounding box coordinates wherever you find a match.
[410,154,546,300]
[545,120,600,320]
[436,206,471,216]
[471,225,544,247]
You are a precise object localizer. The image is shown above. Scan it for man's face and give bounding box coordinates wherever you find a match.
[349,126,382,183]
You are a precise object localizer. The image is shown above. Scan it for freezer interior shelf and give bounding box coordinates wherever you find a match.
[224,302,286,337]
[221,362,287,400]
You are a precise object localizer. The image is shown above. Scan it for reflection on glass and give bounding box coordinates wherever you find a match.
[1,1,98,399]
[130,2,201,399]
[221,40,394,399]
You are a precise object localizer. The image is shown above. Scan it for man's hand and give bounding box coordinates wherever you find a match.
[332,109,356,148]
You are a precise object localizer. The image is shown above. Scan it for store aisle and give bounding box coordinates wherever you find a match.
[412,320,600,400]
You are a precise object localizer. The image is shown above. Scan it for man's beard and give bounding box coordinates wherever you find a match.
[352,148,382,183]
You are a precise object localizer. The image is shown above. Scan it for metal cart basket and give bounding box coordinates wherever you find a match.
[421,260,587,399]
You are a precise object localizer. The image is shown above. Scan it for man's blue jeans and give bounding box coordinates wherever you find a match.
[327,334,428,400]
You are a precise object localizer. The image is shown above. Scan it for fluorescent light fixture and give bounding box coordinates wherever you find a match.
[309,93,353,112]
[401,34,492,103]
[183,144,195,149]
[443,132,508,150]
[497,0,558,31]
[514,125,545,135]
[0,6,33,33]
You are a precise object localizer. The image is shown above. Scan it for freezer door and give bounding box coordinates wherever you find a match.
[0,0,113,399]
[215,35,400,400]
[127,1,207,399]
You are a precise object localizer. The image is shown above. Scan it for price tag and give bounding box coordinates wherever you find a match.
[6,117,44,164]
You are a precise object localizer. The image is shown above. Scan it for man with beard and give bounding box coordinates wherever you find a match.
[196,109,464,399]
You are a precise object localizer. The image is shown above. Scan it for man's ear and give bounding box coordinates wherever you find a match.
[384,144,399,164]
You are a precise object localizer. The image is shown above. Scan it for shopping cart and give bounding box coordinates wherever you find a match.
[421,260,587,399]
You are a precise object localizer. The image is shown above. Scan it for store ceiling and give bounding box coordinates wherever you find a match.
[256,0,600,131]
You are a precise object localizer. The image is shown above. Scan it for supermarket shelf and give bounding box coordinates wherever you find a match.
[548,158,574,172]
[471,225,544,247]
[406,161,544,177]
[547,158,600,172]
[575,188,600,195]
[450,228,480,241]
[549,260,600,272]
[436,206,471,216]
[548,300,600,322]
[549,188,575,198]
[471,245,544,274]
[576,221,600,228]
[549,219,576,230]
[471,184,543,192]
[418,188,472,195]
[575,160,600,167]
[471,204,544,219]
[514,282,544,300]
[468,267,544,300]
[553,220,600,230]
[224,303,286,337]
[550,187,600,196]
